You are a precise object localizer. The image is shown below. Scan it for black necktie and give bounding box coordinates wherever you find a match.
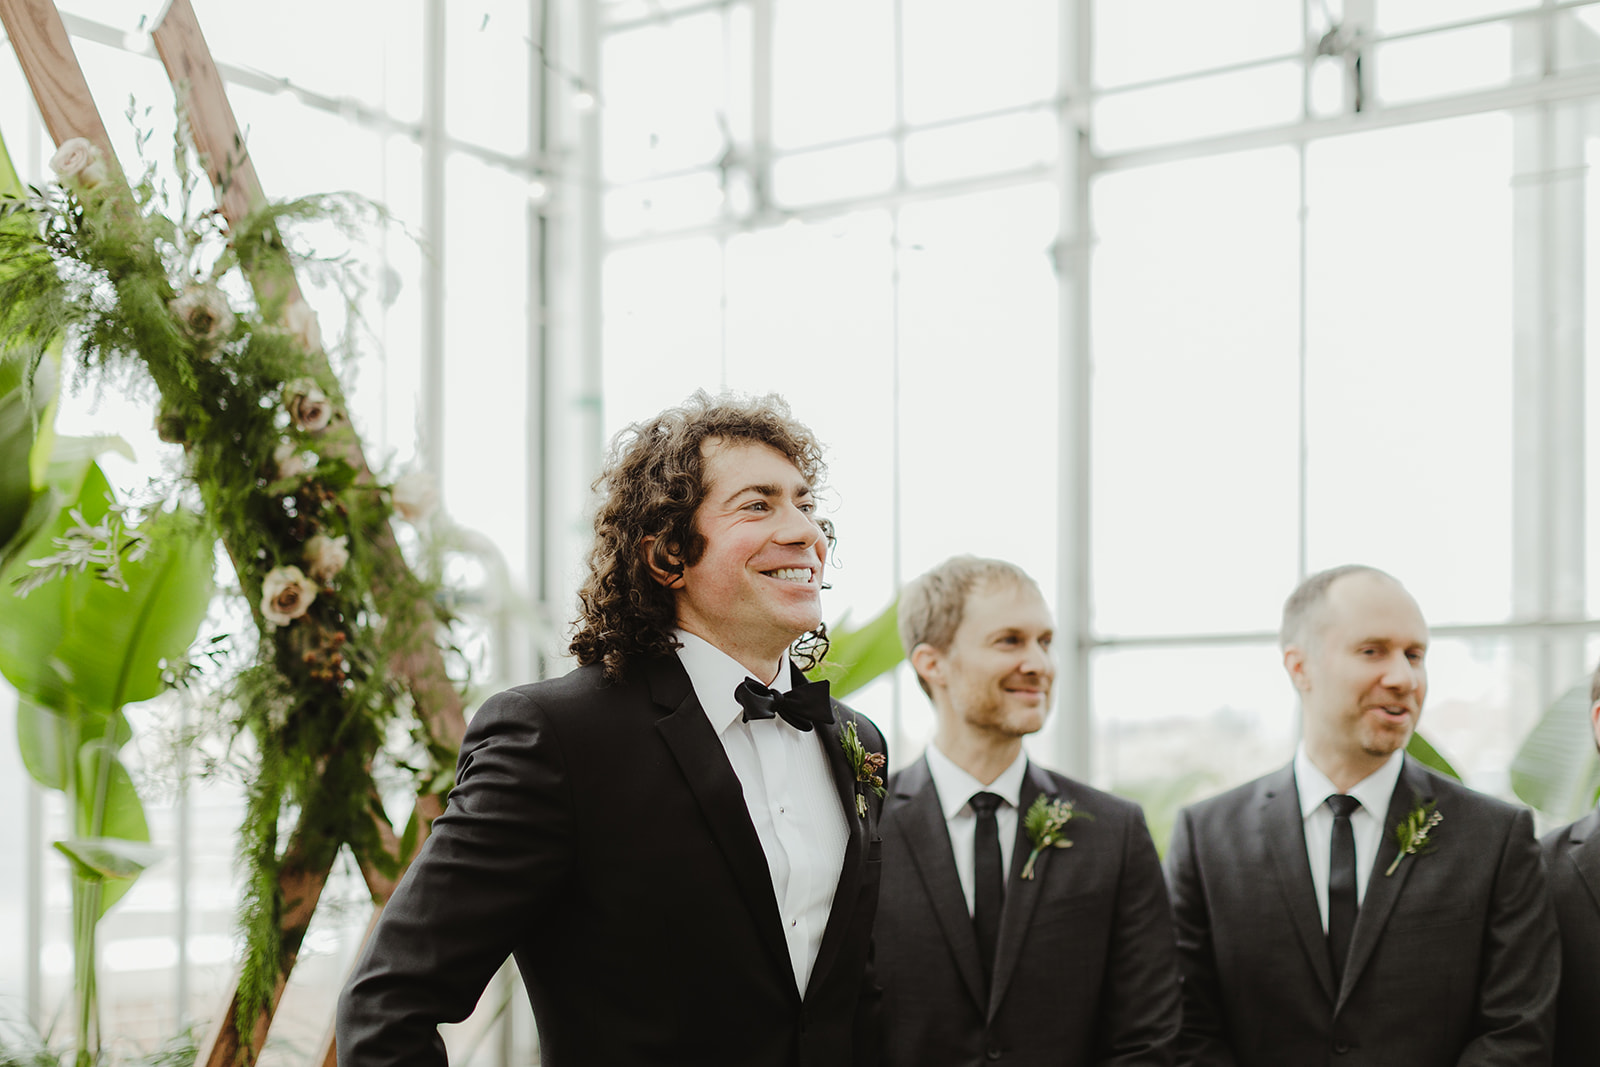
[969,791,1005,989]
[1326,793,1361,985]
[734,676,835,732]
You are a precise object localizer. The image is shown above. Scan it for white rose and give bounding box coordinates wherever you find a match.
[49,137,108,189]
[303,534,350,585]
[273,440,308,480]
[260,565,317,626]
[283,377,333,433]
[284,301,324,353]
[170,285,236,343]
[390,470,437,523]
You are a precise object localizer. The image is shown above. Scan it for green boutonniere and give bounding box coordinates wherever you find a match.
[1021,794,1092,880]
[840,720,886,817]
[1384,799,1443,876]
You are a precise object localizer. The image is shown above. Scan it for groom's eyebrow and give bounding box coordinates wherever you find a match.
[722,481,814,505]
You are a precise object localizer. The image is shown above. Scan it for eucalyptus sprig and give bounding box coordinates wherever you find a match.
[1021,794,1092,880]
[1384,799,1443,876]
[840,719,886,817]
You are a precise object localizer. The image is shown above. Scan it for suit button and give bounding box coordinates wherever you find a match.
[1333,1041,1351,1054]
[985,1049,1002,1061]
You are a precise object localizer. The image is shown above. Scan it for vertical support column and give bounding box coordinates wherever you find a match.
[420,0,447,485]
[523,0,552,685]
[1051,0,1093,781]
[1510,14,1590,720]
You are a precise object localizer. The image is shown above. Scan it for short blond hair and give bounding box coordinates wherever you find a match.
[899,556,1039,697]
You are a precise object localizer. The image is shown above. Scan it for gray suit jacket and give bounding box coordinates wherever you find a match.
[1542,805,1600,1067]
[1167,756,1559,1067]
[875,757,1180,1067]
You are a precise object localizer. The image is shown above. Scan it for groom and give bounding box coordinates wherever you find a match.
[874,556,1179,1066]
[337,392,887,1066]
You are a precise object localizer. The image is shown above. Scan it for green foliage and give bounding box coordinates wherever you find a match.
[1512,679,1600,822]
[808,597,903,697]
[1405,732,1461,782]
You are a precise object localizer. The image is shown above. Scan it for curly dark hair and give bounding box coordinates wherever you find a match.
[569,391,835,681]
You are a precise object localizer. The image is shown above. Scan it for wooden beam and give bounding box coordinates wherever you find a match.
[0,0,120,174]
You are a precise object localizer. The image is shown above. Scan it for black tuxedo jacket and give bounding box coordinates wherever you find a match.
[1167,757,1558,1067]
[336,655,887,1067]
[875,758,1180,1067]
[1542,805,1600,1067]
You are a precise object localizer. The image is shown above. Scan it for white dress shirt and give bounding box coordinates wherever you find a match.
[675,630,850,995]
[924,743,1029,917]
[1294,743,1405,932]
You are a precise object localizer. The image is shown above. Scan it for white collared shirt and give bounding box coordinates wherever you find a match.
[1295,744,1405,931]
[923,744,1029,917]
[675,630,849,995]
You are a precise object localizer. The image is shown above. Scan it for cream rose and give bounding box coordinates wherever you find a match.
[170,284,236,343]
[303,534,350,585]
[260,565,316,626]
[284,301,323,353]
[283,378,333,433]
[49,137,109,189]
[273,440,308,480]
[390,470,437,523]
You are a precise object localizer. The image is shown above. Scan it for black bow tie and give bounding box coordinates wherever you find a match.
[735,676,835,733]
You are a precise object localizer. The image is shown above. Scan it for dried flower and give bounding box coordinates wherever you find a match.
[304,534,350,585]
[155,411,187,444]
[283,301,323,353]
[48,137,109,189]
[170,284,236,343]
[390,469,437,523]
[260,564,316,626]
[840,719,886,817]
[273,440,308,480]
[283,378,333,433]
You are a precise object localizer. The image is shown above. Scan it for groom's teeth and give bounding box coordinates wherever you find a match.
[768,568,810,582]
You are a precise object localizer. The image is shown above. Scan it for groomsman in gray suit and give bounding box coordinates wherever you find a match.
[1542,658,1600,1067]
[1167,564,1559,1067]
[874,556,1179,1067]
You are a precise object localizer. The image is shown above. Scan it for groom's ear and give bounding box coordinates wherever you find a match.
[641,536,685,589]
[910,643,943,691]
[1283,644,1311,693]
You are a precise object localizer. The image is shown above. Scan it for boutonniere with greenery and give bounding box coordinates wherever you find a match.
[1021,794,1093,879]
[1384,799,1443,876]
[840,720,886,817]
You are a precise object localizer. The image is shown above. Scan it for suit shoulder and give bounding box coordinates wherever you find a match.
[1179,770,1278,826]
[1422,766,1531,824]
[469,662,648,731]
[1041,770,1146,823]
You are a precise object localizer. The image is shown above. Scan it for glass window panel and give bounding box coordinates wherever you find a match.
[903,110,1057,186]
[1377,0,1535,35]
[1093,62,1301,155]
[1560,9,1600,75]
[771,140,897,207]
[901,0,1056,125]
[602,236,725,435]
[190,0,416,119]
[445,0,530,155]
[0,689,25,1006]
[604,171,725,239]
[441,154,529,585]
[772,0,894,150]
[896,185,1059,592]
[1374,22,1515,105]
[1093,0,1301,89]
[722,211,897,622]
[1304,114,1513,624]
[1589,110,1600,619]
[602,11,728,181]
[1417,636,1527,798]
[1092,644,1295,839]
[0,43,45,179]
[1092,148,1301,637]
[226,84,388,200]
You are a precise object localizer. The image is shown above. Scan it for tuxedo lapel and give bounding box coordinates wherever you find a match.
[892,757,988,1012]
[1566,808,1600,914]
[1262,765,1338,1003]
[648,657,793,987]
[803,689,871,1000]
[986,762,1054,1021]
[1337,757,1433,1011]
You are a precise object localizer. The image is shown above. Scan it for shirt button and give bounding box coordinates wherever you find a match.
[789,919,798,928]
[778,806,786,814]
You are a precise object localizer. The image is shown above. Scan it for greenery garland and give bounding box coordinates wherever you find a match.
[0,121,462,1039]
